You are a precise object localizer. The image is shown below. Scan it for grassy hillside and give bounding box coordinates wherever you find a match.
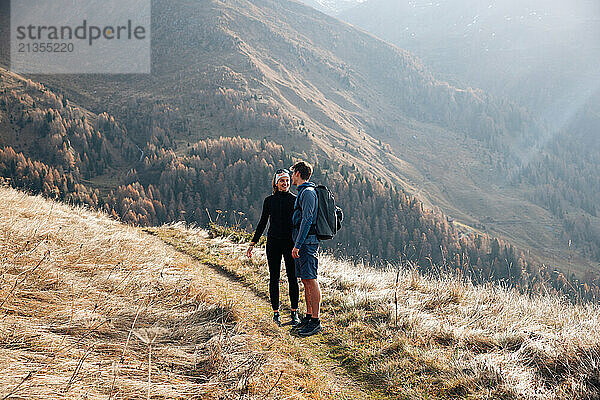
[2,185,599,399]
[151,224,600,399]
[0,184,373,399]
[148,217,600,398]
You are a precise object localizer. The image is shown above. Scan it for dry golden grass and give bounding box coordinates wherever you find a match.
[0,187,346,399]
[3,185,599,399]
[174,223,600,399]
[319,256,600,399]
[144,225,378,400]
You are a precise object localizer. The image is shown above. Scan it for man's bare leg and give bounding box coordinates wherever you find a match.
[303,279,321,319]
[302,279,313,316]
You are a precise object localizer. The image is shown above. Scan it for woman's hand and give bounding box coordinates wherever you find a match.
[246,243,255,258]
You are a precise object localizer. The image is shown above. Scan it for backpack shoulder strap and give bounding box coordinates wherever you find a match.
[295,185,316,210]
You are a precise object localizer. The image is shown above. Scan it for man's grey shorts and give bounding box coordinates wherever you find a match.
[295,243,319,280]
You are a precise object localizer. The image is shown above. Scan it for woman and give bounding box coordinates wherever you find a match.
[247,169,301,326]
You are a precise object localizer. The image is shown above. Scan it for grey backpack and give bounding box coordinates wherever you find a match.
[314,185,343,241]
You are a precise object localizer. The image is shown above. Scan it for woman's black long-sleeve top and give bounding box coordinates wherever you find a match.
[251,191,296,243]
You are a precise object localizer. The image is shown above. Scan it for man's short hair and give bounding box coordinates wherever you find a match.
[291,161,313,180]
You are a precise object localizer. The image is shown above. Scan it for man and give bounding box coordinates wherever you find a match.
[290,161,322,337]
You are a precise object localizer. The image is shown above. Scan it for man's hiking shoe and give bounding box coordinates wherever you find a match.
[273,312,281,326]
[291,315,311,332]
[290,311,301,326]
[298,319,322,337]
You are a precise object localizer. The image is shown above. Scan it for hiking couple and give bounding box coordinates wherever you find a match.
[246,161,322,337]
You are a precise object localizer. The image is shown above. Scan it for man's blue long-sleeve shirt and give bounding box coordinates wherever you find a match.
[292,182,318,248]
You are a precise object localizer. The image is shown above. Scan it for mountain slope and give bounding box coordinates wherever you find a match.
[339,0,600,266]
[5,66,598,300]
[510,89,600,261]
[0,0,596,274]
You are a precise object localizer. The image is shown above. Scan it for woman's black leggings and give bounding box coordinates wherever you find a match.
[266,238,299,311]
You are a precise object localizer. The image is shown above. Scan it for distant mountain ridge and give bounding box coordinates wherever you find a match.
[339,0,600,122]
[297,0,364,15]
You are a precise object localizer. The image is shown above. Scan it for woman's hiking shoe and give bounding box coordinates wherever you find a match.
[291,314,312,332]
[290,310,301,326]
[298,318,322,337]
[273,312,281,326]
